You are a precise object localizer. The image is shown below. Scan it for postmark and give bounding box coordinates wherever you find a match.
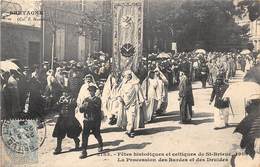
[1,119,46,164]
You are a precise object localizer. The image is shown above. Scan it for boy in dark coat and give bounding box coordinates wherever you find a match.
[79,84,103,159]
[53,88,82,154]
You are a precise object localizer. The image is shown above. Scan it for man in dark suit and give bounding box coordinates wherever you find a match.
[209,74,229,129]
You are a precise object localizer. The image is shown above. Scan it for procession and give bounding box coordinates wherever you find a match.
[1,0,260,167]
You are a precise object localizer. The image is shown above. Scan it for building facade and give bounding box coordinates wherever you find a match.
[250,19,260,51]
[1,22,42,67]
[236,17,260,52]
[42,0,105,63]
[1,0,110,67]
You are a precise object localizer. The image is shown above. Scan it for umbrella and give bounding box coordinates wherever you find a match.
[142,57,147,61]
[223,82,260,101]
[244,64,260,84]
[69,60,76,65]
[148,53,157,60]
[195,49,206,54]
[240,49,251,55]
[157,52,171,59]
[0,60,21,74]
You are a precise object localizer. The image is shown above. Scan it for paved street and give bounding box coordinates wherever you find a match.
[23,70,245,167]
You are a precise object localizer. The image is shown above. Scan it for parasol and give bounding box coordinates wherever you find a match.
[223,82,260,101]
[195,49,206,54]
[0,60,21,74]
[69,60,76,65]
[244,63,260,84]
[240,49,251,55]
[157,52,171,59]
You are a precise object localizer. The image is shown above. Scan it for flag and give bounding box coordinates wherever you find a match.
[112,0,143,73]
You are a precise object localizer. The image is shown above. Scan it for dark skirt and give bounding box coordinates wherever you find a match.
[180,97,193,122]
[52,116,82,139]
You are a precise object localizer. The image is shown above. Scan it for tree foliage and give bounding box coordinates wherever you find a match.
[144,0,250,52]
[237,0,260,21]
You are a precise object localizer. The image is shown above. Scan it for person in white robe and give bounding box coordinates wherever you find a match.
[101,73,123,125]
[76,74,100,125]
[117,70,145,138]
[77,74,100,106]
[142,70,158,123]
[154,67,169,115]
[55,67,65,88]
[46,69,56,93]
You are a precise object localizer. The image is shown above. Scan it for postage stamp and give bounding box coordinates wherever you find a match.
[1,119,46,165]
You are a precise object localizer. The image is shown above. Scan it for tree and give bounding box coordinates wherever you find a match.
[78,1,112,41]
[237,0,260,21]
[144,0,250,52]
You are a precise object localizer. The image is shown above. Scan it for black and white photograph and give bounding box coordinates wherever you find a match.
[1,0,260,166]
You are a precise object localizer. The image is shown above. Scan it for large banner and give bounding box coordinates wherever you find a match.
[112,0,143,73]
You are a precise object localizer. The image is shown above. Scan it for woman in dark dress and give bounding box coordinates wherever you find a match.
[178,71,194,123]
[27,74,45,120]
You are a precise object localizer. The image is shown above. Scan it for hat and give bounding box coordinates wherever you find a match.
[76,62,83,68]
[46,69,54,75]
[216,74,224,80]
[88,83,97,91]
[69,60,76,65]
[24,66,29,71]
[123,70,132,76]
[62,70,69,75]
[84,74,93,80]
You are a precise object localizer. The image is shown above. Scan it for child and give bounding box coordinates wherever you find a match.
[79,84,103,159]
[52,88,82,154]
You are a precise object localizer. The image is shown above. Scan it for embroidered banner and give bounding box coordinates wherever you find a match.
[112,0,143,73]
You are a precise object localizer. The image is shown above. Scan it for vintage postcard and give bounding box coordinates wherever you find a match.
[1,0,260,167]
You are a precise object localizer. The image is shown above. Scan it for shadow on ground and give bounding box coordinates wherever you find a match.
[151,111,213,124]
[101,126,125,133]
[151,111,180,123]
[57,139,124,155]
[192,86,213,91]
[135,126,181,136]
[193,112,213,118]
[189,118,214,125]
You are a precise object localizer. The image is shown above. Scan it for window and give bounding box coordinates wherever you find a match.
[80,0,88,12]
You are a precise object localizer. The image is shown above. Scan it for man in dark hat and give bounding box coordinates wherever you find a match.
[79,84,103,159]
[198,60,209,88]
[209,74,230,129]
[179,57,191,78]
[52,88,82,154]
[27,71,45,120]
[68,69,83,98]
[178,70,194,124]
